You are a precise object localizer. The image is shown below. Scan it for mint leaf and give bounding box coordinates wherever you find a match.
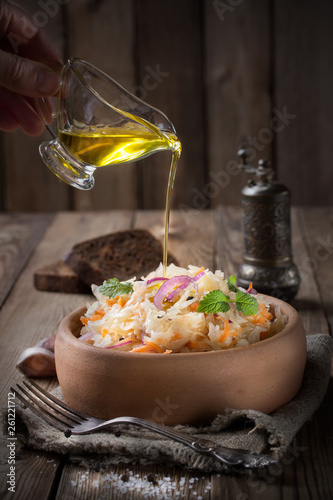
[197,276,259,316]
[227,275,237,292]
[98,278,133,298]
[197,290,230,314]
[235,290,258,316]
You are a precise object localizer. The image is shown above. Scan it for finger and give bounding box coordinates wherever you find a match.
[0,49,61,97]
[27,96,55,124]
[0,105,18,132]
[0,87,45,136]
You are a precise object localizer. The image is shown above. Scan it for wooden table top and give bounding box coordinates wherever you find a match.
[0,207,332,499]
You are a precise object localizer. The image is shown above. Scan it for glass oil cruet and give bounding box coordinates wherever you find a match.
[37,58,182,274]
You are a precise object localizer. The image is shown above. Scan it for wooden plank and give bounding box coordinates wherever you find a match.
[56,463,211,499]
[215,205,244,276]
[0,446,63,500]
[3,127,71,211]
[65,0,138,211]
[0,134,5,211]
[135,0,205,210]
[211,472,281,500]
[291,208,330,336]
[274,0,333,206]
[291,380,333,500]
[205,0,272,207]
[296,207,333,335]
[1,0,70,211]
[134,209,215,270]
[31,210,134,269]
[0,213,53,307]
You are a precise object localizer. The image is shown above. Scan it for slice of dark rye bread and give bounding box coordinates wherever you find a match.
[64,229,178,286]
[34,230,178,293]
[34,260,90,294]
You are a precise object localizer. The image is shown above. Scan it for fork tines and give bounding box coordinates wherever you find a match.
[11,380,88,434]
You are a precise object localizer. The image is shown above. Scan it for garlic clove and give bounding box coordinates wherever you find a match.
[36,334,56,352]
[16,347,56,378]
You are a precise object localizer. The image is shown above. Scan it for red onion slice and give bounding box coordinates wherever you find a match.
[140,330,146,345]
[166,270,204,300]
[154,275,193,309]
[166,280,198,301]
[79,331,95,342]
[193,271,205,282]
[146,277,168,285]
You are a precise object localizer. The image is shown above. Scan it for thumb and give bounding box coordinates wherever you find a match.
[0,50,61,98]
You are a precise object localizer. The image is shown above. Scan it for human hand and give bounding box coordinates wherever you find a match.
[0,0,63,135]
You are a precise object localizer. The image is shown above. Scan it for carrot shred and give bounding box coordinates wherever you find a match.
[187,340,206,351]
[132,341,164,353]
[248,303,273,325]
[101,328,109,338]
[91,313,104,321]
[131,345,148,353]
[118,296,126,307]
[189,302,199,312]
[146,341,164,353]
[80,312,104,325]
[95,308,105,315]
[106,298,118,307]
[171,332,182,341]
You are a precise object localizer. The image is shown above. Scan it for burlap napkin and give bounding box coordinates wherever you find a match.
[12,334,333,473]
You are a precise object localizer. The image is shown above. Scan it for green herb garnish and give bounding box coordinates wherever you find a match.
[98,278,133,298]
[197,290,231,314]
[227,275,237,292]
[197,276,258,316]
[234,290,259,315]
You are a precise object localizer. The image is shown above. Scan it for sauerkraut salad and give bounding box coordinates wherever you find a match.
[79,264,286,353]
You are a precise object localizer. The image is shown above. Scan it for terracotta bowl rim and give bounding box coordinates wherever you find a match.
[57,294,301,360]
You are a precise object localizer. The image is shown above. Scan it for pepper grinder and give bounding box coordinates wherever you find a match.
[237,149,300,301]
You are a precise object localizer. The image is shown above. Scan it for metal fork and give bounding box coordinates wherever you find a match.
[12,380,276,469]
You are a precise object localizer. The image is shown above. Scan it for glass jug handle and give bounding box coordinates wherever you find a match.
[35,97,57,139]
[35,97,95,190]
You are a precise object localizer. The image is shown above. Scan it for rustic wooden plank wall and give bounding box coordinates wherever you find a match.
[0,0,332,212]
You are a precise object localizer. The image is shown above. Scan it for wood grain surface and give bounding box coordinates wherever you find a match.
[0,207,332,500]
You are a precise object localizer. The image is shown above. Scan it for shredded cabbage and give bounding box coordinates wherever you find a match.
[79,264,287,353]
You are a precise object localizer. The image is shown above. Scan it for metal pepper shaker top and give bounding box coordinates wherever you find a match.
[237,149,300,301]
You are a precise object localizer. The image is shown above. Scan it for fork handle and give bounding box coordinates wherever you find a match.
[93,416,275,468]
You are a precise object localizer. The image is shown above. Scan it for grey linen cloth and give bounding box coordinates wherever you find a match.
[13,334,333,472]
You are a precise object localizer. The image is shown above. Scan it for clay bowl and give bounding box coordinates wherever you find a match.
[55,296,307,426]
